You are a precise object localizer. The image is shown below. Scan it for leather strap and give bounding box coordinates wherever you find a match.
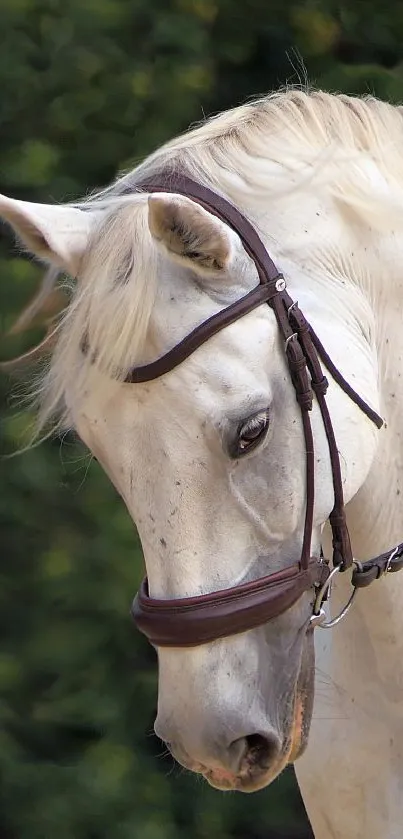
[132,558,328,647]
[283,296,354,571]
[126,281,283,383]
[126,175,282,285]
[309,327,383,430]
[352,542,403,588]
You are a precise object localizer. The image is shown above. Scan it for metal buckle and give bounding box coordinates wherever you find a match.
[287,300,299,318]
[310,561,361,629]
[285,333,298,350]
[384,546,400,574]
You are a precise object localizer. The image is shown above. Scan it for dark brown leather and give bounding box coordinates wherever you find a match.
[103,171,395,647]
[352,542,403,588]
[126,282,283,383]
[282,295,354,571]
[308,327,384,430]
[127,175,282,286]
[132,558,328,647]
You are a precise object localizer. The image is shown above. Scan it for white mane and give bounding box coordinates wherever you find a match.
[32,88,403,431]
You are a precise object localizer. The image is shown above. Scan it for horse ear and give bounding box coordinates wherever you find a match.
[0,194,94,275]
[148,193,234,275]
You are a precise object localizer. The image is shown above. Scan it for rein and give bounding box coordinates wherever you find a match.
[114,173,403,647]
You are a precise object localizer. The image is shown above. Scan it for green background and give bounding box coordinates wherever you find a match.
[1,1,402,836]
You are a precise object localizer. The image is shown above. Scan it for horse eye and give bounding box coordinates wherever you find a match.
[236,410,270,456]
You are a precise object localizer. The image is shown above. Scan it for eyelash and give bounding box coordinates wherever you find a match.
[234,409,270,457]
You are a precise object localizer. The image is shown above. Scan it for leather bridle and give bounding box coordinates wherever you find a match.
[116,173,403,648]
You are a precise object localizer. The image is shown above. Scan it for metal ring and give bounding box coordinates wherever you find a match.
[311,561,360,630]
[285,333,298,350]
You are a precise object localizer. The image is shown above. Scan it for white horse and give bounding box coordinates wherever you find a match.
[2,89,403,839]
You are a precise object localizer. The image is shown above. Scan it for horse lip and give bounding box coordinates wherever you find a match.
[203,770,241,791]
[203,750,291,793]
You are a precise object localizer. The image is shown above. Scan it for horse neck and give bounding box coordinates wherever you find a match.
[313,219,403,702]
[296,224,403,839]
[345,233,403,565]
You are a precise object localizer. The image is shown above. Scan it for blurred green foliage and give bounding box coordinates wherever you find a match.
[1,1,403,837]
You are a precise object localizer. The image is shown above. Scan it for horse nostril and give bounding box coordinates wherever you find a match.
[227,731,281,775]
[243,732,281,769]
